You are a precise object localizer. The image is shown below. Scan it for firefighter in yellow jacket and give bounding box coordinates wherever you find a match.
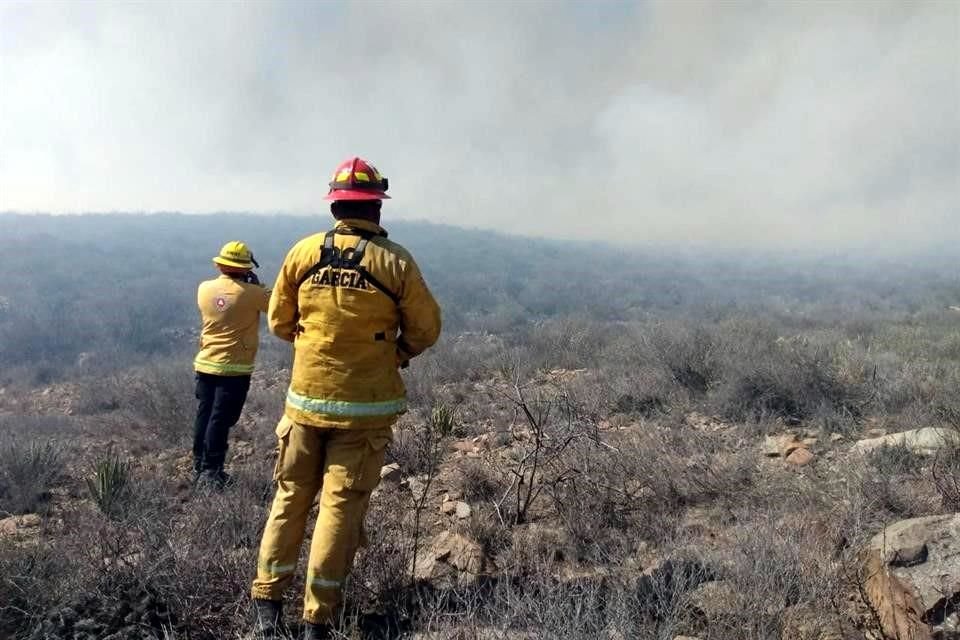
[193,241,270,488]
[251,158,441,639]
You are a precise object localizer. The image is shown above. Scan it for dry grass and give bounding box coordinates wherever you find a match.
[4,307,960,639]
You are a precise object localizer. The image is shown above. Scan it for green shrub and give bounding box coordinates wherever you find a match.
[430,402,458,437]
[86,455,130,519]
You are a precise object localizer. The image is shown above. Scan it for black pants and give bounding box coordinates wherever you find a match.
[193,372,251,473]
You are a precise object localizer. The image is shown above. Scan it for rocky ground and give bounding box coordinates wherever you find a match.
[1,363,959,640]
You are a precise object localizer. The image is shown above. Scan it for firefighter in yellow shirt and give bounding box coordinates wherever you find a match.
[251,158,442,639]
[193,241,270,488]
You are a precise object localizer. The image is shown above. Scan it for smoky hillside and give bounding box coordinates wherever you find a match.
[1,212,957,385]
[3,213,960,640]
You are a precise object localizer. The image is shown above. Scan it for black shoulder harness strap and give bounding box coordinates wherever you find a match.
[296,229,401,306]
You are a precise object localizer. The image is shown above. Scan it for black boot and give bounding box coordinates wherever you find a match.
[198,467,232,491]
[303,621,332,640]
[252,599,283,638]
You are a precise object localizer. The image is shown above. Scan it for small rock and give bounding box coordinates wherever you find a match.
[18,513,41,527]
[231,440,254,461]
[0,513,41,536]
[829,433,844,443]
[762,434,803,458]
[451,441,477,454]
[403,475,429,501]
[781,603,838,640]
[801,437,818,447]
[785,448,814,467]
[455,502,472,519]
[853,427,959,456]
[688,580,741,618]
[414,531,492,588]
[380,463,401,482]
[440,501,457,515]
[761,436,781,456]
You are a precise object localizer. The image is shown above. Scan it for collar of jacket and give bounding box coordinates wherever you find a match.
[334,218,388,238]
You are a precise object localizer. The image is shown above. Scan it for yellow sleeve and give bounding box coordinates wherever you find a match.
[396,256,441,361]
[196,283,205,349]
[268,249,301,343]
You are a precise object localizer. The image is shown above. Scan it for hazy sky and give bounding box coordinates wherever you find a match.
[1,0,957,250]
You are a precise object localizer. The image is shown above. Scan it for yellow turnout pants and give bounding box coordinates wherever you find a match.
[251,416,391,624]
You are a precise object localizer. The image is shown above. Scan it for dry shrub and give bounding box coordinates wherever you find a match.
[344,487,417,637]
[123,363,196,445]
[930,419,960,510]
[388,422,442,475]
[0,438,61,516]
[523,317,609,371]
[715,334,874,427]
[0,540,67,637]
[4,463,276,640]
[77,362,195,444]
[528,422,755,564]
[504,523,568,571]
[73,374,124,415]
[597,333,685,418]
[608,367,676,418]
[643,323,721,396]
[685,516,843,640]
[453,460,502,503]
[460,506,511,558]
[866,443,926,478]
[619,426,754,508]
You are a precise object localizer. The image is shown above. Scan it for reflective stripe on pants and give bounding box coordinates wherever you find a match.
[251,417,390,624]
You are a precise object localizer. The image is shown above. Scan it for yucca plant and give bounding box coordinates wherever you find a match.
[86,455,130,518]
[430,402,458,437]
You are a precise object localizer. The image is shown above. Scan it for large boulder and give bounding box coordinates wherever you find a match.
[853,428,959,456]
[862,513,960,640]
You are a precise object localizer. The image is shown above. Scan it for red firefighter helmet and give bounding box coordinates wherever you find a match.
[324,157,390,201]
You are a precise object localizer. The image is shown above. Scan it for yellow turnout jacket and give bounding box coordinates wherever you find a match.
[269,218,442,428]
[194,274,271,376]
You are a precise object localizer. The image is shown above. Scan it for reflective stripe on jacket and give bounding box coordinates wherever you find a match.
[194,275,271,376]
[269,218,442,428]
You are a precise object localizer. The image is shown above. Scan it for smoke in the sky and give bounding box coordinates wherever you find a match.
[1,0,957,250]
